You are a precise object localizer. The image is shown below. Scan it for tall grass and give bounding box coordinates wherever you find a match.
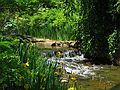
[0,35,69,90]
[28,28,74,41]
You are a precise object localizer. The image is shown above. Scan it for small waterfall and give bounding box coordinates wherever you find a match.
[41,49,101,79]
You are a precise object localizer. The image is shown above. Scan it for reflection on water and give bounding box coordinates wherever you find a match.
[80,65,120,90]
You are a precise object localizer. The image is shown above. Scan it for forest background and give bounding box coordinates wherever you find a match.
[0,0,120,89]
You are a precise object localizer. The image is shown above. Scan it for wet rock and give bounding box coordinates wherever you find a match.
[62,51,70,57]
[75,50,82,56]
[64,58,73,62]
[51,42,62,47]
[69,51,76,57]
[69,42,75,48]
[74,41,81,49]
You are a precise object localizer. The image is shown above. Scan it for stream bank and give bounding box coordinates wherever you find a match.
[18,36,120,90]
[39,48,120,90]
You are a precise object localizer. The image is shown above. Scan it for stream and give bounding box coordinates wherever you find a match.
[41,49,100,78]
[39,48,120,90]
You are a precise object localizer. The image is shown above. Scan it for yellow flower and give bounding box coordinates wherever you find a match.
[68,87,76,90]
[57,66,62,69]
[56,51,61,57]
[25,62,29,67]
[54,72,59,76]
[21,61,29,68]
[71,77,77,82]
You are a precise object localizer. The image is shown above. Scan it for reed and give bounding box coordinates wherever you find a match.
[0,36,70,90]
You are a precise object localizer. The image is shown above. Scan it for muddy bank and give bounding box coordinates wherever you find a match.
[29,37,76,48]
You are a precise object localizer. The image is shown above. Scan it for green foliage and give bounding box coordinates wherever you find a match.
[114,0,120,13]
[0,51,20,86]
[108,30,120,56]
[108,30,117,55]
[0,36,20,87]
[28,8,66,39]
[76,0,119,60]
[0,36,68,90]
[0,35,19,52]
[0,0,79,40]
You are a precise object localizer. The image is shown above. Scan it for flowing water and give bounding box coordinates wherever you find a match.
[39,48,120,90]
